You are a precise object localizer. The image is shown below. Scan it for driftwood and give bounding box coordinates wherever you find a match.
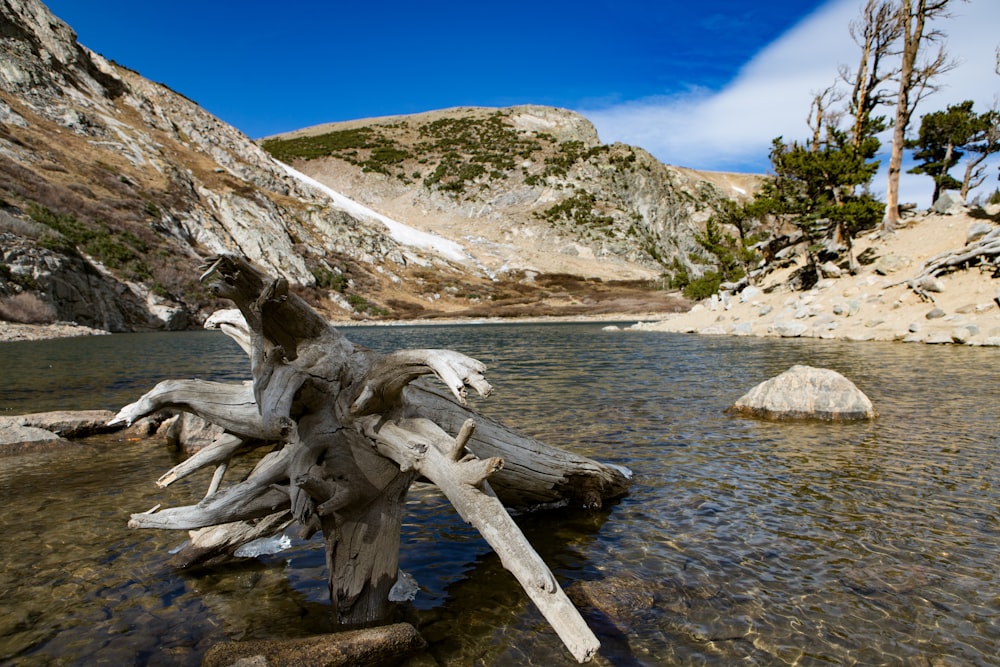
[903,226,1000,301]
[111,254,630,663]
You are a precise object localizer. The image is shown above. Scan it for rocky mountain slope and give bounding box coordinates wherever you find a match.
[0,0,442,330]
[262,107,761,283]
[0,0,755,333]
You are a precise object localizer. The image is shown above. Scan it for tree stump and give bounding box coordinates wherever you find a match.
[111,254,630,663]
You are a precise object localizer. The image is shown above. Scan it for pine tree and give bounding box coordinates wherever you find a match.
[906,100,983,203]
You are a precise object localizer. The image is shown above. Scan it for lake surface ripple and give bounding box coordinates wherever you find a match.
[1,323,998,665]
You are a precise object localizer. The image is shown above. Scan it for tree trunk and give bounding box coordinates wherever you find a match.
[884,0,955,231]
[112,254,628,662]
[884,0,915,232]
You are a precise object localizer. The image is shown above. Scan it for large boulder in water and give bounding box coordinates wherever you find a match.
[727,365,876,420]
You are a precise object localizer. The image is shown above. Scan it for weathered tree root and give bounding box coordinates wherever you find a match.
[902,227,1000,301]
[114,254,627,662]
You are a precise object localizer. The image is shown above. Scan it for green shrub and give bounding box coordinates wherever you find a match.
[260,128,378,162]
[29,205,151,279]
[682,271,723,301]
[347,293,387,317]
[312,266,347,292]
[536,191,615,235]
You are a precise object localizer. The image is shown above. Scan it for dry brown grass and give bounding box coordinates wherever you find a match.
[0,292,57,324]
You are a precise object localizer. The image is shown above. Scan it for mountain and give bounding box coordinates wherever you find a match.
[262,106,761,284]
[0,0,754,332]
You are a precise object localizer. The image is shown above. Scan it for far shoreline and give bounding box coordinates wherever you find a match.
[0,311,665,344]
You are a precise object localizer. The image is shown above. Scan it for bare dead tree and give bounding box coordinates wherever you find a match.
[842,0,904,148]
[112,254,632,663]
[807,84,846,151]
[883,0,961,232]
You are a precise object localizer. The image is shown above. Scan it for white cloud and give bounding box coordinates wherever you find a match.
[581,0,1000,207]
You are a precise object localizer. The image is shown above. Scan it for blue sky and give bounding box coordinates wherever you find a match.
[45,0,1000,204]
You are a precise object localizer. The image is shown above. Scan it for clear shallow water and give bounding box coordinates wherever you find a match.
[1,323,999,666]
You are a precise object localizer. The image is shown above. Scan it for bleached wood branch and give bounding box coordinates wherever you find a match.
[157,432,251,488]
[130,447,293,530]
[168,512,295,568]
[404,385,631,509]
[350,348,493,416]
[109,379,294,441]
[360,416,600,663]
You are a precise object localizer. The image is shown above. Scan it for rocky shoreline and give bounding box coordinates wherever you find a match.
[0,321,110,343]
[0,311,667,343]
[627,211,1000,347]
[4,212,997,347]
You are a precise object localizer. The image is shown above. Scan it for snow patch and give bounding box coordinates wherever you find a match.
[278,162,468,263]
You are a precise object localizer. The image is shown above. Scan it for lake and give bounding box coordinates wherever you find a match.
[1,323,999,665]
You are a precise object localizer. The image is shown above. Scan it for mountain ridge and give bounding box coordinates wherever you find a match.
[1,0,753,332]
[262,105,762,283]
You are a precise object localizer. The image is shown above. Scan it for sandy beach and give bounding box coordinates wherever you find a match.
[628,211,1000,346]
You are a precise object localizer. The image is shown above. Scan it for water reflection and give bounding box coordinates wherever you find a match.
[1,324,999,665]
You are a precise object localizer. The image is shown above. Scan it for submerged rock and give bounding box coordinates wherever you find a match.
[567,576,657,617]
[201,623,426,667]
[163,412,224,454]
[1,410,116,437]
[0,423,65,453]
[727,365,876,420]
[0,410,117,453]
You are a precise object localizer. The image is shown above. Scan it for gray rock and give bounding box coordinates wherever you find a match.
[966,222,994,244]
[952,326,978,344]
[925,307,946,319]
[0,410,116,437]
[931,191,966,215]
[758,304,773,317]
[819,261,842,278]
[918,276,945,293]
[773,321,809,337]
[0,423,65,452]
[925,332,954,344]
[739,285,760,303]
[908,322,921,333]
[875,254,908,275]
[728,365,876,420]
[164,412,224,454]
[731,322,753,336]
